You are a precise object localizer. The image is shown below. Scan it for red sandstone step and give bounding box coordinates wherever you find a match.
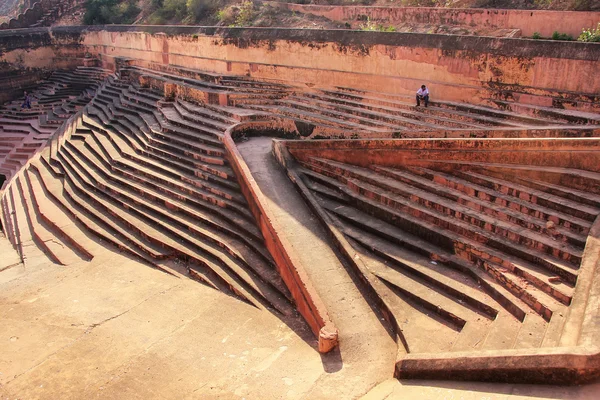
[84,119,242,207]
[404,166,594,233]
[339,218,499,320]
[177,100,238,125]
[171,101,232,131]
[320,88,532,128]
[439,161,600,196]
[83,112,238,189]
[79,135,267,252]
[312,193,557,322]
[310,90,507,128]
[30,160,165,267]
[281,98,412,130]
[515,176,600,210]
[56,142,291,314]
[454,169,600,223]
[300,167,571,318]
[14,175,78,265]
[494,100,600,125]
[79,121,259,236]
[374,166,589,247]
[48,153,172,260]
[83,122,249,221]
[93,100,226,166]
[293,94,487,130]
[305,159,583,269]
[24,168,94,261]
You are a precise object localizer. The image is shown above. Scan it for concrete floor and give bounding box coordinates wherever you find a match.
[1,228,600,399]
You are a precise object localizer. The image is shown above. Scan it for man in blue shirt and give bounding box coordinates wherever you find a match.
[416,85,429,107]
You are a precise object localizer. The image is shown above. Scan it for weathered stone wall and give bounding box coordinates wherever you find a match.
[1,26,599,111]
[0,27,86,69]
[0,0,78,30]
[82,26,600,111]
[268,3,600,38]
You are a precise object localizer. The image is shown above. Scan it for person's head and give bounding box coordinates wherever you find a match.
[24,91,27,95]
[421,85,426,90]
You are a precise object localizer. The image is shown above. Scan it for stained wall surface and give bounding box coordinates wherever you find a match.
[269,3,600,38]
[1,26,599,110]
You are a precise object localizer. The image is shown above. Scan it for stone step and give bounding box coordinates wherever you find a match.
[24,168,95,261]
[14,175,79,265]
[293,94,487,130]
[30,160,173,269]
[171,101,231,131]
[374,166,589,246]
[515,175,600,210]
[51,150,172,261]
[494,100,600,125]
[437,161,600,196]
[177,99,238,125]
[453,169,600,223]
[281,98,415,130]
[82,116,242,206]
[94,99,226,165]
[83,111,238,190]
[1,188,21,259]
[301,167,572,318]
[321,88,535,127]
[82,123,262,241]
[305,159,583,270]
[336,87,560,126]
[272,104,391,133]
[312,90,509,127]
[56,140,290,315]
[75,134,271,263]
[155,107,224,141]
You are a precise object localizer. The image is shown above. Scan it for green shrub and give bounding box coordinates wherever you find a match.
[216,6,236,25]
[551,31,574,41]
[187,0,224,21]
[359,17,396,32]
[160,0,188,20]
[532,32,542,39]
[84,0,141,25]
[578,23,600,42]
[233,1,255,27]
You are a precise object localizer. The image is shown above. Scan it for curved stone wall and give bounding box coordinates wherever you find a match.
[2,26,599,111]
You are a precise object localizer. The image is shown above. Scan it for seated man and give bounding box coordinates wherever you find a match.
[21,91,31,109]
[416,84,429,107]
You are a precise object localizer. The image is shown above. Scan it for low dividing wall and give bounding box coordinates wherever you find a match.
[269,3,600,38]
[224,123,339,353]
[1,26,599,111]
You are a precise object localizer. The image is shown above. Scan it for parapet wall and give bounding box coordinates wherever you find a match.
[269,3,600,38]
[1,26,599,111]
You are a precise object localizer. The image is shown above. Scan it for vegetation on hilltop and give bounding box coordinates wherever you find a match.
[79,0,600,27]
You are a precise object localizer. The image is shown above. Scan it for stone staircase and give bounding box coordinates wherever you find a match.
[0,67,109,187]
[232,85,599,137]
[282,141,600,354]
[2,75,294,316]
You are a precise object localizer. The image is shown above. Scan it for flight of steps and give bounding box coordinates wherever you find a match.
[122,64,599,137]
[292,154,600,353]
[233,85,600,136]
[8,75,295,316]
[0,67,109,188]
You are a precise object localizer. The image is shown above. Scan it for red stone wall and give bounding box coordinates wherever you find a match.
[269,3,600,38]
